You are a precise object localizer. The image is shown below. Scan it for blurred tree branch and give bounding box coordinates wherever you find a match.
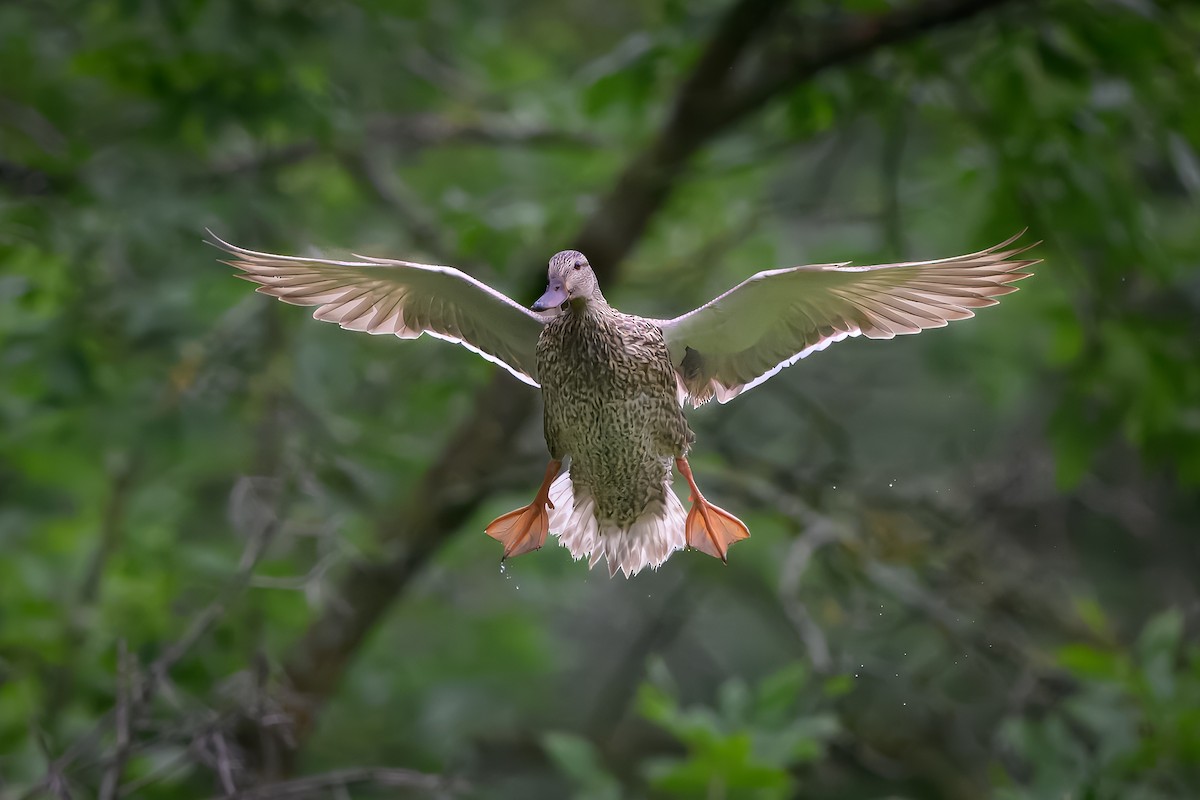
[207,113,601,180]
[259,0,1027,770]
[19,511,279,800]
[345,146,458,259]
[200,767,467,799]
[43,455,140,729]
[693,453,1099,798]
[0,114,597,200]
[95,642,132,800]
[0,157,62,196]
[720,0,1017,122]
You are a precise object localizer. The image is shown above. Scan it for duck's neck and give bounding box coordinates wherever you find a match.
[569,291,612,317]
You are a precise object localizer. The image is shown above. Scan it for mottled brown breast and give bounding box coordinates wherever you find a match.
[536,304,693,526]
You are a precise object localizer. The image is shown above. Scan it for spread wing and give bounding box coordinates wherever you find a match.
[207,231,548,386]
[657,232,1039,406]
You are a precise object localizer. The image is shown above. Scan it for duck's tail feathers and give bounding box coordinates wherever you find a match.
[547,472,686,578]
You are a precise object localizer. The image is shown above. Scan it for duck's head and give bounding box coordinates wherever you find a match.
[531,250,600,312]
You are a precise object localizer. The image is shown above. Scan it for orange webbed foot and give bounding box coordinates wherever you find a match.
[486,503,551,559]
[685,499,750,562]
[484,459,561,560]
[675,457,750,563]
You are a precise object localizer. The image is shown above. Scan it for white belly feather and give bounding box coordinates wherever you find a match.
[547,470,687,578]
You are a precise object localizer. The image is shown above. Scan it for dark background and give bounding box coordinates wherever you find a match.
[2,1,1199,798]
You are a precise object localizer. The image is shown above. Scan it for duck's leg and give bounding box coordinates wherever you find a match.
[675,457,750,562]
[485,460,561,559]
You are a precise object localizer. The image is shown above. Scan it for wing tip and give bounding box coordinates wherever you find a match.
[205,228,254,257]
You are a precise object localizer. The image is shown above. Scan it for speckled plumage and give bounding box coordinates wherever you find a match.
[533,253,695,575]
[538,303,691,521]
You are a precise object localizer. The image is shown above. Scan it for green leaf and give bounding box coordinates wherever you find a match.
[1057,644,1123,681]
[754,664,808,723]
[542,731,622,800]
[821,674,854,699]
[1137,608,1184,700]
[1137,608,1184,663]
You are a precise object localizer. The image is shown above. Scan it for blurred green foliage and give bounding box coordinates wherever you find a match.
[998,610,1200,799]
[2,0,1199,798]
[635,662,840,798]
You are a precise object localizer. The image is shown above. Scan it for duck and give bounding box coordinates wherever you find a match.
[208,231,1038,577]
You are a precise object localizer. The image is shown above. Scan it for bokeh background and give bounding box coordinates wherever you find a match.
[2,1,1199,798]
